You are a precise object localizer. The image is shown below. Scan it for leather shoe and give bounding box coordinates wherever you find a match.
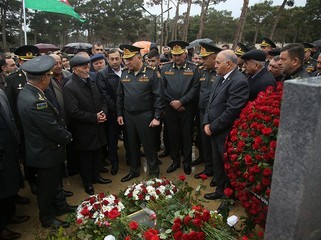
[121,173,140,182]
[158,150,169,158]
[85,185,94,195]
[158,159,163,165]
[100,166,109,173]
[204,191,225,200]
[63,190,73,197]
[41,218,70,229]
[210,179,217,187]
[166,163,180,173]
[9,215,30,224]
[194,171,213,179]
[191,157,204,166]
[0,228,21,239]
[15,194,30,205]
[183,164,191,175]
[55,204,78,216]
[217,200,234,213]
[93,177,112,184]
[111,166,118,175]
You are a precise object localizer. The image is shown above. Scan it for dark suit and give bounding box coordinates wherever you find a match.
[97,65,122,169]
[248,67,276,101]
[0,89,23,232]
[204,68,249,193]
[63,74,107,187]
[17,84,72,224]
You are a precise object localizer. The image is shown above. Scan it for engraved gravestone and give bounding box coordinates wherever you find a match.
[265,77,321,240]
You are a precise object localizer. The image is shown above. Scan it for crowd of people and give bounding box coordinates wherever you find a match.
[0,37,320,239]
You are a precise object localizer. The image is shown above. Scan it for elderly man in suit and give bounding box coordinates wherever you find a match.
[241,49,276,101]
[203,50,249,200]
[63,55,111,195]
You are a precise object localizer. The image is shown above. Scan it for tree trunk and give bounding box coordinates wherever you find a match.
[1,0,8,51]
[269,0,287,40]
[233,0,249,49]
[253,22,260,45]
[197,0,209,39]
[160,0,164,51]
[171,0,180,40]
[182,0,192,41]
[163,0,170,49]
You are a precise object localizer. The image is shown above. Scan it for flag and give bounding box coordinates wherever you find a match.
[25,0,85,22]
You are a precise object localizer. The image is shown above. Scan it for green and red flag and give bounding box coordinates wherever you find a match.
[25,0,85,22]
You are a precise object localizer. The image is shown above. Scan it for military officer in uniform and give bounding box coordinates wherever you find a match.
[280,43,311,80]
[259,37,276,66]
[193,42,222,185]
[161,40,200,175]
[117,44,164,182]
[17,55,73,228]
[302,42,317,75]
[234,42,250,73]
[5,45,39,202]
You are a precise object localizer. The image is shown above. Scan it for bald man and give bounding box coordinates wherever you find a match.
[203,50,249,200]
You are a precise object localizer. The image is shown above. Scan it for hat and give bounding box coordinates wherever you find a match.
[302,43,314,52]
[235,42,250,56]
[259,38,276,48]
[241,49,266,61]
[14,45,39,60]
[119,44,142,59]
[268,47,281,56]
[21,55,55,75]
[150,43,158,51]
[90,54,105,63]
[167,40,189,55]
[70,55,91,69]
[199,41,222,57]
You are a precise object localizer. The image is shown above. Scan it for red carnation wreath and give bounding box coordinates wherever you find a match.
[224,82,283,229]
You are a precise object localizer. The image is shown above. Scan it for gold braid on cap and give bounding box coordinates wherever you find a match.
[200,46,214,56]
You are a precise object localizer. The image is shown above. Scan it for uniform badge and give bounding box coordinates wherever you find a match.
[200,77,206,81]
[122,75,131,82]
[183,68,194,76]
[157,71,161,78]
[17,83,23,90]
[38,93,45,100]
[164,71,174,75]
[36,102,48,110]
[211,76,217,82]
[139,75,149,82]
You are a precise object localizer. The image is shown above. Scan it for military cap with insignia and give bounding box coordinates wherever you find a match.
[259,37,276,48]
[241,49,266,61]
[268,47,281,56]
[90,54,105,63]
[167,40,189,55]
[70,55,91,69]
[119,44,143,59]
[302,43,314,52]
[199,41,222,57]
[20,55,55,76]
[14,45,39,60]
[235,42,250,56]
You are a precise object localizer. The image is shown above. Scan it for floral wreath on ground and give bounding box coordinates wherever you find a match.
[223,82,283,234]
[47,177,239,240]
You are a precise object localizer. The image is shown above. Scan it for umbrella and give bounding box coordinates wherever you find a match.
[61,42,92,55]
[189,38,214,48]
[133,41,151,55]
[34,43,60,53]
[312,39,321,47]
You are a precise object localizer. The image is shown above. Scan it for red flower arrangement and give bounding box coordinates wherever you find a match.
[224,83,283,229]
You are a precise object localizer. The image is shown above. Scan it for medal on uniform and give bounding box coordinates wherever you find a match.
[17,83,23,90]
[38,93,45,100]
[139,74,149,82]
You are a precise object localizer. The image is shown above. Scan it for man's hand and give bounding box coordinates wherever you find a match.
[149,118,160,127]
[97,111,107,123]
[170,100,182,110]
[204,124,212,136]
[117,116,124,125]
